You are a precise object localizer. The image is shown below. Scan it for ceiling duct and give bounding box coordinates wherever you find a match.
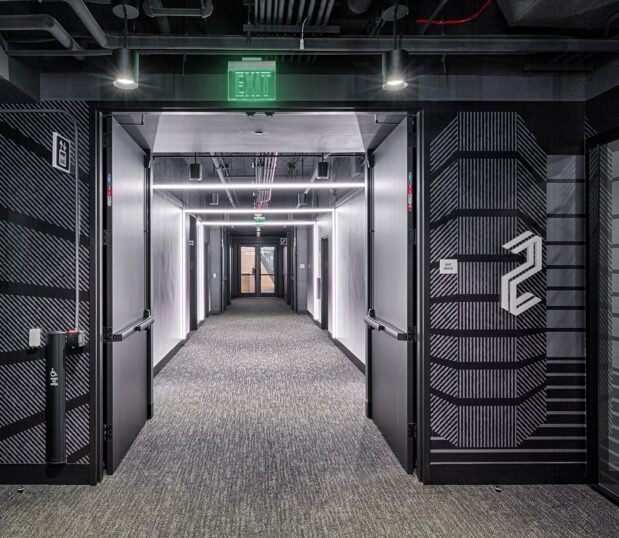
[496,0,619,29]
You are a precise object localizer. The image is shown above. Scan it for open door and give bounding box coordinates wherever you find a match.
[103,118,153,474]
[365,117,416,472]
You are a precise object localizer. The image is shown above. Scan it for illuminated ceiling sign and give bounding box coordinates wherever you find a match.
[228,59,276,101]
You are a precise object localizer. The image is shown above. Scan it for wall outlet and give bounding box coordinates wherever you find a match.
[28,328,41,348]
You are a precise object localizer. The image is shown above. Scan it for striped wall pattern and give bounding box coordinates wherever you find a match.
[428,111,586,466]
[591,141,619,489]
[0,102,90,466]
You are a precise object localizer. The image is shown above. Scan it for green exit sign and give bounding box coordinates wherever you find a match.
[228,60,276,102]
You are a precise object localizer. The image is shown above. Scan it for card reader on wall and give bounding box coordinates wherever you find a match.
[66,329,85,350]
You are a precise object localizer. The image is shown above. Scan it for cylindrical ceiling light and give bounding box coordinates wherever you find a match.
[113,48,139,90]
[113,6,139,90]
[382,48,408,90]
[382,1,408,91]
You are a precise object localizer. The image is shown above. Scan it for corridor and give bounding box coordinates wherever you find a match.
[1,298,618,537]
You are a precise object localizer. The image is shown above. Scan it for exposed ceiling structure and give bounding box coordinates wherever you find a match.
[142,110,372,236]
[0,0,619,97]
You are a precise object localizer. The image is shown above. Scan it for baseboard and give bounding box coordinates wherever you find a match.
[0,464,90,485]
[307,312,322,328]
[591,484,619,506]
[425,463,588,485]
[329,335,365,374]
[154,338,187,377]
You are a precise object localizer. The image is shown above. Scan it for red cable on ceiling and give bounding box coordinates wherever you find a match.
[416,0,494,26]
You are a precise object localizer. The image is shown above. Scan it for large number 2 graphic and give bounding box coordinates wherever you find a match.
[501,231,542,316]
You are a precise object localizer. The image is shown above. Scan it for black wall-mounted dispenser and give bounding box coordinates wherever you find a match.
[46,331,66,465]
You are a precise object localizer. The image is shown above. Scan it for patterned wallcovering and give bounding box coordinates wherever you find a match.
[428,111,586,468]
[0,102,91,466]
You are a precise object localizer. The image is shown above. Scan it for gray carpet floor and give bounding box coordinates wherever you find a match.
[1,298,618,537]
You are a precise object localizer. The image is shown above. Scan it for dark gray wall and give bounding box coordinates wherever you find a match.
[0,102,91,478]
[209,227,222,314]
[424,104,587,483]
[295,227,308,313]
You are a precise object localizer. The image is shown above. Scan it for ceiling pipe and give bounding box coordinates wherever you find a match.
[286,0,296,24]
[321,0,335,26]
[143,0,214,18]
[277,0,286,24]
[0,14,83,52]
[211,154,237,209]
[315,0,328,26]
[296,0,307,24]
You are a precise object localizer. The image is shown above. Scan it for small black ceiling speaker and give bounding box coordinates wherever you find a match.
[189,154,202,181]
[209,193,219,206]
[298,193,308,206]
[189,163,202,180]
[316,161,329,180]
[112,0,140,19]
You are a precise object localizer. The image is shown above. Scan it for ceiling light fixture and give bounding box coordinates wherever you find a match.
[113,7,139,90]
[316,156,329,180]
[382,1,408,91]
[154,182,365,191]
[189,153,202,181]
[199,221,314,227]
[185,208,333,214]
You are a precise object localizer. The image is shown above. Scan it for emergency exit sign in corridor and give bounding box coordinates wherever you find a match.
[228,60,276,101]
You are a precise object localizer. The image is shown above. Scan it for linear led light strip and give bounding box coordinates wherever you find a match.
[154,182,365,191]
[199,221,314,226]
[185,208,334,214]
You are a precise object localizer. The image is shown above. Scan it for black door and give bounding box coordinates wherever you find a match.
[103,118,153,474]
[365,117,416,472]
[320,238,329,330]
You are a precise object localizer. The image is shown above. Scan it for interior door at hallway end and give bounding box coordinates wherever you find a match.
[366,117,416,473]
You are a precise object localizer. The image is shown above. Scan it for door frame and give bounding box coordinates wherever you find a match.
[99,116,153,477]
[365,114,421,475]
[91,105,422,485]
[234,237,281,298]
[320,237,329,330]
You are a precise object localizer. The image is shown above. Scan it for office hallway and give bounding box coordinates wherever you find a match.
[1,298,618,537]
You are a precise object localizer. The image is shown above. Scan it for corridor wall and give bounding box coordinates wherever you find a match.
[0,102,92,483]
[422,103,587,484]
[152,192,185,367]
[333,192,366,364]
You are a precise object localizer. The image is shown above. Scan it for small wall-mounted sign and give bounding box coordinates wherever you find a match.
[439,259,458,275]
[52,132,71,174]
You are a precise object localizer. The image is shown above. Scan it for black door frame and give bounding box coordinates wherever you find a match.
[235,238,280,297]
[365,115,420,475]
[585,128,619,502]
[91,104,423,485]
[100,116,153,477]
[320,237,329,330]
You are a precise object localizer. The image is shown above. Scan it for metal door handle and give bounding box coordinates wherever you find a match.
[106,310,154,342]
[364,313,410,341]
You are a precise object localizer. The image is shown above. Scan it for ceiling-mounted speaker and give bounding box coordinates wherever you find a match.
[112,0,139,19]
[316,161,329,179]
[189,162,203,181]
[297,193,308,206]
[209,193,220,206]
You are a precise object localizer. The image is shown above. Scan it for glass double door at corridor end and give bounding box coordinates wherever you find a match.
[240,245,276,297]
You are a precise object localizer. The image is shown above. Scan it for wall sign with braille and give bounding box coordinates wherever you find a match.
[439,259,458,275]
[52,132,71,174]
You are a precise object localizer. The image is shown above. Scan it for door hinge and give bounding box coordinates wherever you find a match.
[408,423,417,440]
[408,327,417,342]
[103,424,112,441]
[103,326,113,343]
[408,229,416,245]
[103,229,112,247]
